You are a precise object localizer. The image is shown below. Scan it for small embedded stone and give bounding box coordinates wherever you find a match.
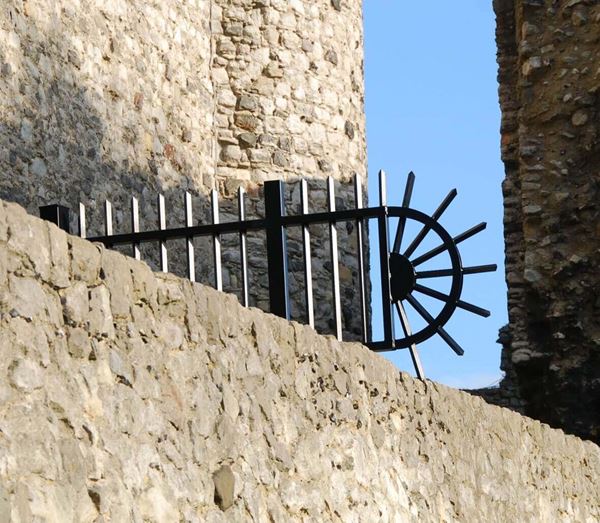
[133,92,143,110]
[222,145,242,162]
[30,158,47,177]
[264,62,283,78]
[248,148,270,163]
[512,348,533,364]
[213,465,235,511]
[344,120,355,140]
[164,144,175,161]
[234,112,259,131]
[523,204,542,215]
[67,327,90,358]
[237,132,257,147]
[571,110,588,127]
[20,119,33,142]
[325,49,338,66]
[273,151,288,167]
[331,0,342,10]
[522,56,542,76]
[259,134,278,147]
[572,7,588,25]
[318,159,333,172]
[9,359,43,391]
[237,95,257,111]
[224,23,243,36]
[524,268,542,283]
[279,136,292,151]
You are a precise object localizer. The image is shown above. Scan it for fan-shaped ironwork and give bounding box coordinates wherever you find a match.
[381,171,497,378]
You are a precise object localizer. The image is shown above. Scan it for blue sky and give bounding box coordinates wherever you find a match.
[363,2,507,388]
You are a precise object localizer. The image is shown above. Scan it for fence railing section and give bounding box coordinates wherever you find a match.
[40,172,497,379]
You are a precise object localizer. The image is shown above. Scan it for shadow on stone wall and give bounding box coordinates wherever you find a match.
[0,24,368,340]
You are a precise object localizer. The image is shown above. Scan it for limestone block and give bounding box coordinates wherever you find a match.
[69,236,101,283]
[100,249,133,318]
[88,285,114,337]
[6,206,51,282]
[61,281,89,325]
[7,275,50,321]
[46,221,70,288]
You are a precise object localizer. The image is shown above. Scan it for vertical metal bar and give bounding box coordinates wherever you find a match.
[300,179,314,328]
[328,177,342,341]
[238,187,249,306]
[185,192,195,282]
[131,196,141,260]
[211,189,222,291]
[264,180,290,320]
[157,194,168,272]
[104,200,113,236]
[378,170,395,346]
[378,169,387,206]
[354,174,368,343]
[78,203,86,239]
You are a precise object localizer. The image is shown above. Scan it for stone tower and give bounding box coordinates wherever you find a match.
[493,0,600,444]
[0,0,367,337]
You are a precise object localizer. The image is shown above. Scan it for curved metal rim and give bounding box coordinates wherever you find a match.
[387,206,463,347]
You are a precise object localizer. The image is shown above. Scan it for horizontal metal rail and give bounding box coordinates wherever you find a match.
[86,207,385,246]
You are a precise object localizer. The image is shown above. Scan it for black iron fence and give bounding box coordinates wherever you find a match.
[40,172,496,379]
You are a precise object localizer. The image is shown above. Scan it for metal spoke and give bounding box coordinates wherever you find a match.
[395,301,424,379]
[413,284,490,318]
[403,189,457,259]
[405,294,464,355]
[416,264,497,279]
[411,222,487,267]
[392,171,415,253]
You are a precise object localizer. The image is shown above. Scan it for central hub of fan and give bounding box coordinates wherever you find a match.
[389,253,416,301]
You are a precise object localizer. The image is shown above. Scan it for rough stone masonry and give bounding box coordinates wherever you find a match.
[0,199,599,521]
[0,0,367,339]
[490,0,600,444]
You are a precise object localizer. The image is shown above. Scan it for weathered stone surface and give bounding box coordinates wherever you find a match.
[0,201,599,522]
[489,0,600,444]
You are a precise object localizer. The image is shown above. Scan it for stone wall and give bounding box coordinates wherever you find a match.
[492,0,600,444]
[1,200,599,521]
[0,0,367,338]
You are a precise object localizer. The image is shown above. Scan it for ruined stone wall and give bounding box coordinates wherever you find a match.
[0,0,367,338]
[1,200,599,521]
[493,0,600,444]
